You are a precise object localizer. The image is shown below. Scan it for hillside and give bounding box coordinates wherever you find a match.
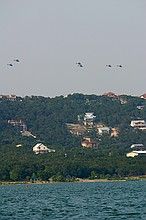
[0,93,146,181]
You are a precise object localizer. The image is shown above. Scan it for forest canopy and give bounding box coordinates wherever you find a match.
[0,93,146,181]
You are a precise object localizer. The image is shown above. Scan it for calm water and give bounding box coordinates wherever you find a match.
[0,181,146,220]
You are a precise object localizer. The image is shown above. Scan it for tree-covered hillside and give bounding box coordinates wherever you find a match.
[0,93,146,181]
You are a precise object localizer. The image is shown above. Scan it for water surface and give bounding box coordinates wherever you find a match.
[0,181,146,219]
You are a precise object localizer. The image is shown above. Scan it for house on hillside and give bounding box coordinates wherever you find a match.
[81,137,99,148]
[83,112,96,127]
[98,127,110,135]
[140,94,146,99]
[119,98,127,105]
[102,92,116,98]
[8,119,27,132]
[126,150,146,157]
[111,128,119,137]
[6,94,17,101]
[130,144,144,149]
[126,152,139,157]
[0,94,17,101]
[16,144,22,148]
[137,105,144,110]
[130,120,146,130]
[33,143,55,154]
[126,143,146,157]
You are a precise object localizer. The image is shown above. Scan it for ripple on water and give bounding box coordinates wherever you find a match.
[0,181,146,219]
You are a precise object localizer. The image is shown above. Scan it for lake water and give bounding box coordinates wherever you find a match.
[0,181,146,220]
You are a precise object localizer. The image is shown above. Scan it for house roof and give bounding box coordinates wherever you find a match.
[33,143,48,151]
[33,143,55,153]
[82,140,97,144]
[126,152,138,157]
[140,93,146,99]
[130,144,144,148]
[133,150,146,154]
[126,150,146,157]
[130,120,146,125]
[81,137,98,147]
[33,143,42,149]
[98,127,110,131]
[103,92,116,97]
[84,112,96,120]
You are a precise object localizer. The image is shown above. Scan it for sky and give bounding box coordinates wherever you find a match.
[0,0,146,98]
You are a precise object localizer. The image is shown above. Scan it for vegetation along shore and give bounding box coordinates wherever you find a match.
[1,175,146,186]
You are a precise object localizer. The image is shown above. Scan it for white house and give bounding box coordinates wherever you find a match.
[98,127,110,135]
[83,112,96,127]
[140,94,146,99]
[126,150,146,157]
[137,105,144,110]
[130,120,146,130]
[16,144,22,148]
[33,143,55,154]
[126,152,139,157]
[133,150,146,155]
[130,144,144,149]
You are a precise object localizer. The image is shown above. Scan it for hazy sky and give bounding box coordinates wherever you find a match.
[0,0,146,97]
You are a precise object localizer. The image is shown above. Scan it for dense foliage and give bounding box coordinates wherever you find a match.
[0,93,146,181]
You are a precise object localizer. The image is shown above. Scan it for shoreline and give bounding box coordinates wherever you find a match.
[1,176,146,185]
